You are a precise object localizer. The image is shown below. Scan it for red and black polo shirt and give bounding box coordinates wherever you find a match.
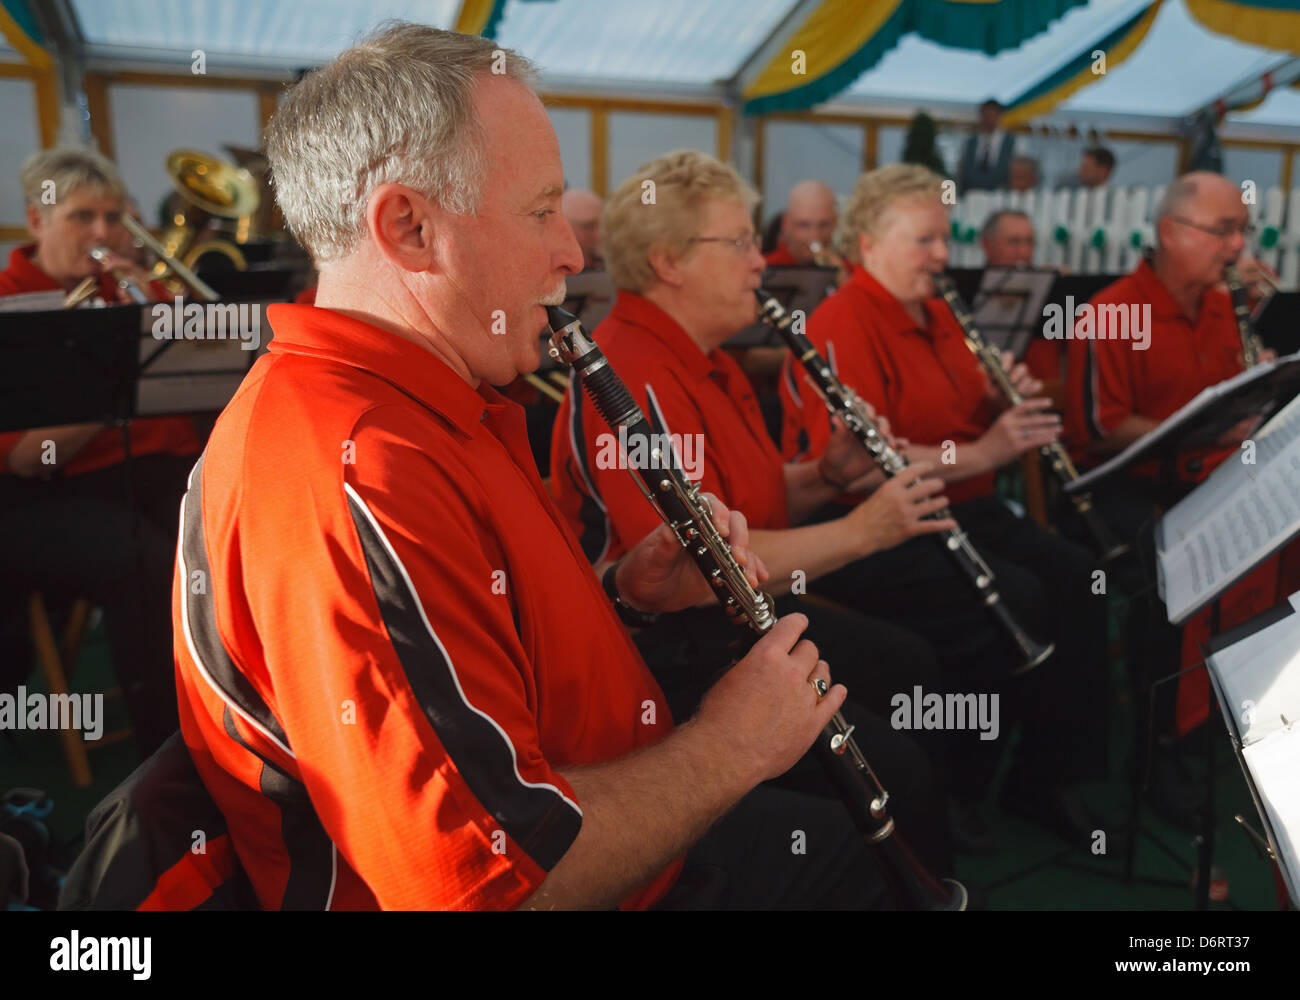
[173,303,679,910]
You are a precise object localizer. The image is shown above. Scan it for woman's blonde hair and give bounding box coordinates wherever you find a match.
[603,149,758,293]
[21,147,126,210]
[839,163,947,258]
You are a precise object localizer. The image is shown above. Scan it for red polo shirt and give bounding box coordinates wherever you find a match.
[1064,258,1241,482]
[550,290,790,565]
[0,244,200,476]
[174,303,678,910]
[780,267,1000,504]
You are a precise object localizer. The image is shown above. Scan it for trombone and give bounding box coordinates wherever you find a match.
[62,245,151,307]
[63,219,222,308]
[122,215,219,302]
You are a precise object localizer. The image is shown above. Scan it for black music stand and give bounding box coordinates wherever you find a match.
[947,268,1124,365]
[1256,291,1300,358]
[1067,354,1300,497]
[197,267,300,303]
[1058,359,1300,906]
[968,267,1056,359]
[0,306,142,432]
[727,265,838,349]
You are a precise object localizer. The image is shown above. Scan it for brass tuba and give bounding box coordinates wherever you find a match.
[150,150,260,294]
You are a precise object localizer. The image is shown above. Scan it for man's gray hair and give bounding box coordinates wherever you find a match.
[1153,175,1202,248]
[981,208,1031,241]
[265,22,537,262]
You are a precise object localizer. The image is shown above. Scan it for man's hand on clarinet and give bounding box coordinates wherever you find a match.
[695,613,846,784]
[615,492,768,614]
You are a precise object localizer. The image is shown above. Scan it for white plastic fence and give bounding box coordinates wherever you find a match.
[950,185,1300,288]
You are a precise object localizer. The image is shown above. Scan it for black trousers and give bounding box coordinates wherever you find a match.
[0,452,192,756]
[810,495,1111,799]
[633,594,952,876]
[653,784,891,909]
[1075,476,1190,741]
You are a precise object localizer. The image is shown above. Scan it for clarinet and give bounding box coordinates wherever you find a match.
[545,304,967,912]
[754,291,1053,676]
[931,272,1129,564]
[1224,264,1265,368]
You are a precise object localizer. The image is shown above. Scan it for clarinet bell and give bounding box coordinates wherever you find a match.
[1011,638,1055,676]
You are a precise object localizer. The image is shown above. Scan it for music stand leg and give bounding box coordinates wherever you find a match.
[1193,598,1222,910]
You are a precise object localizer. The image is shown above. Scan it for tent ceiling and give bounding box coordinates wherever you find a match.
[839,0,1298,128]
[494,0,796,85]
[71,0,463,68]
[44,0,1300,128]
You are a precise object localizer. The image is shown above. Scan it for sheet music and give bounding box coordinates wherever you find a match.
[1158,394,1300,624]
[1209,592,1300,745]
[1069,351,1300,495]
[0,290,66,312]
[1206,589,1300,907]
[1241,729,1300,906]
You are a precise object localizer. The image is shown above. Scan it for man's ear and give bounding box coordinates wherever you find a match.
[1154,216,1175,254]
[365,183,436,272]
[25,204,43,239]
[647,244,684,288]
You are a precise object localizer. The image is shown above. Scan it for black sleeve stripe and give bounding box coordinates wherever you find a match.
[782,357,802,408]
[222,706,337,911]
[1082,340,1107,442]
[178,453,294,758]
[566,369,612,564]
[343,483,583,872]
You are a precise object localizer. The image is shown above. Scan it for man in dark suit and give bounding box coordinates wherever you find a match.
[957,100,1018,193]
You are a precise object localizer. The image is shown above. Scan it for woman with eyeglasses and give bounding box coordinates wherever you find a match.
[550,149,972,871]
[780,163,1113,850]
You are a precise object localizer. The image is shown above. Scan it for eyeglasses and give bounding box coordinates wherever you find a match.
[1169,216,1255,240]
[688,232,762,255]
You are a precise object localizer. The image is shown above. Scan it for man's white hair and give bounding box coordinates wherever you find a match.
[265,21,537,262]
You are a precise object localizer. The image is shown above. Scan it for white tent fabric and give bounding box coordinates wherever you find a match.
[52,0,1300,128]
[838,0,1300,131]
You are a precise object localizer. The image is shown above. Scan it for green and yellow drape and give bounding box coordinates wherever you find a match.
[742,0,1087,115]
[1186,0,1300,55]
[1002,1,1163,126]
[455,0,509,38]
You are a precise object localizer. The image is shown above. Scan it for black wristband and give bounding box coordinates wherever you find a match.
[602,562,659,628]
